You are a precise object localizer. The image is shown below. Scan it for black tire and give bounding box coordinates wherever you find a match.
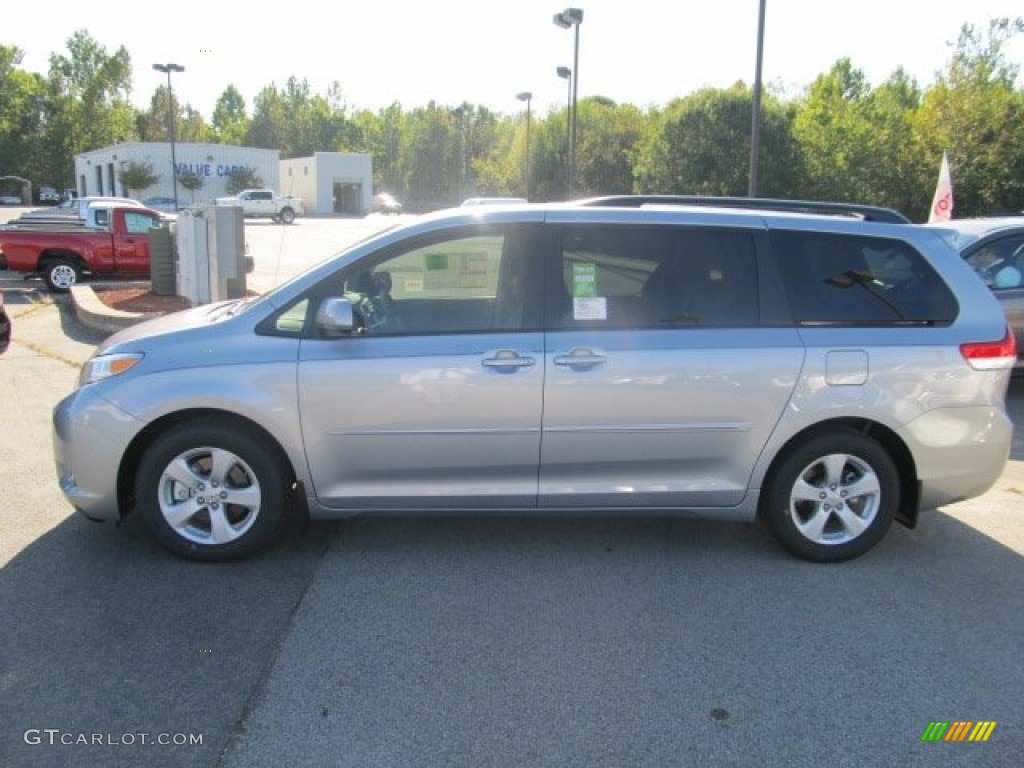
[761,428,898,562]
[134,421,289,561]
[43,257,82,292]
[279,207,295,224]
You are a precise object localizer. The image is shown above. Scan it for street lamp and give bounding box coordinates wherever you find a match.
[152,62,185,210]
[516,92,532,199]
[748,0,767,197]
[556,67,572,196]
[553,7,583,197]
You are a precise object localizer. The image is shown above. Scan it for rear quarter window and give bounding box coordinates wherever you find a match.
[771,230,958,326]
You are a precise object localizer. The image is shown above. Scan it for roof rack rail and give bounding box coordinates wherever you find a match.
[573,195,911,224]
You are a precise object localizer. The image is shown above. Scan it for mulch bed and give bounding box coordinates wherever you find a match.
[91,287,192,314]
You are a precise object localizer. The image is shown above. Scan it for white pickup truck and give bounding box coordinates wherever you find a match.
[216,189,304,224]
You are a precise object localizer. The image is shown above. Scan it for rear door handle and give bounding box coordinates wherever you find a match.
[554,348,607,368]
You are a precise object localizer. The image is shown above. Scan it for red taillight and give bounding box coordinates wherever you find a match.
[960,326,1017,370]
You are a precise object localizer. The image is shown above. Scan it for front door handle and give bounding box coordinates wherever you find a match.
[554,348,607,368]
[482,350,536,371]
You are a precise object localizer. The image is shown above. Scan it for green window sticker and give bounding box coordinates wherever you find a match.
[572,262,597,298]
[425,252,449,271]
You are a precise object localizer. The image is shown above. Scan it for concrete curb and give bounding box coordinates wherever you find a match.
[69,282,152,335]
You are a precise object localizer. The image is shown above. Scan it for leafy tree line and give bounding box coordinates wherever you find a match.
[1,19,1022,220]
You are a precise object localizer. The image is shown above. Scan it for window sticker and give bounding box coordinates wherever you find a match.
[570,262,605,319]
[571,262,597,297]
[574,296,607,320]
[425,252,449,271]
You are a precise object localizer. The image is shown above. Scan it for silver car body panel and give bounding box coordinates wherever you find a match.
[539,328,804,508]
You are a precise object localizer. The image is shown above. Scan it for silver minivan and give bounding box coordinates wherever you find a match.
[53,202,1016,562]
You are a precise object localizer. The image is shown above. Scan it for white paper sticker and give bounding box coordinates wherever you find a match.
[573,297,607,320]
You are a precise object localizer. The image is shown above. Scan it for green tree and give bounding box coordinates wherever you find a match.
[350,103,405,196]
[860,70,924,217]
[530,105,572,201]
[790,59,878,202]
[574,96,646,196]
[117,160,160,198]
[0,46,46,184]
[177,169,204,202]
[634,84,797,197]
[225,166,262,194]
[398,102,460,209]
[43,29,136,187]
[211,85,249,145]
[913,17,1024,217]
[246,84,287,151]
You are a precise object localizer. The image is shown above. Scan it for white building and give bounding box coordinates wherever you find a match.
[280,152,373,215]
[74,143,374,215]
[74,143,280,205]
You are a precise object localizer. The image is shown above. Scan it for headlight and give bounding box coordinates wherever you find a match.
[79,353,144,386]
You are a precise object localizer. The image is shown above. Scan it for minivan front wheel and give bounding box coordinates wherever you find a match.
[763,429,897,562]
[134,421,288,561]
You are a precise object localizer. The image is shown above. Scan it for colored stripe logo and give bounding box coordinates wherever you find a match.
[921,721,997,742]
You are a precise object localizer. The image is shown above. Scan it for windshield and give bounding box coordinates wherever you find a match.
[257,222,404,299]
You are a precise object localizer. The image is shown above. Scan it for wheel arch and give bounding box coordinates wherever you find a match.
[38,249,86,270]
[758,417,921,529]
[116,408,300,518]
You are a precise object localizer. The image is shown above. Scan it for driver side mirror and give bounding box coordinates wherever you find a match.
[315,297,357,338]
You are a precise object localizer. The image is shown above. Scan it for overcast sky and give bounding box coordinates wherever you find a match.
[7,0,1024,118]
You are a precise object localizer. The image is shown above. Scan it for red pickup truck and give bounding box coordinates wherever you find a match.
[0,207,162,291]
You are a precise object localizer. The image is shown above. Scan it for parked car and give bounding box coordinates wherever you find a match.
[142,196,188,212]
[372,193,403,215]
[37,186,61,205]
[0,195,22,205]
[924,217,1024,363]
[20,196,145,220]
[0,206,161,291]
[0,291,9,354]
[216,189,303,224]
[54,200,1015,563]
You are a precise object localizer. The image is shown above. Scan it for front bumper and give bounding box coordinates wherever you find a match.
[53,385,144,522]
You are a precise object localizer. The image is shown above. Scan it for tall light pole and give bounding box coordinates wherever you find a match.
[153,62,185,210]
[748,0,767,197]
[553,7,583,198]
[556,67,572,196]
[516,92,533,199]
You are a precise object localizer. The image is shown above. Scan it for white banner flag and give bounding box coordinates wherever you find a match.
[928,152,954,223]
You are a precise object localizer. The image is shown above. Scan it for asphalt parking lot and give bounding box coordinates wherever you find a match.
[1,212,1023,767]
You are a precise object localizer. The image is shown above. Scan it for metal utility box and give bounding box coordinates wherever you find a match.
[148,222,177,296]
[174,205,247,305]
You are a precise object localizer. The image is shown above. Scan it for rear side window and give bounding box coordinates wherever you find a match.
[553,225,759,329]
[772,231,958,325]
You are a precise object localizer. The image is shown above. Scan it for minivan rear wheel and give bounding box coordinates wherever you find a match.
[134,421,288,561]
[762,429,897,562]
